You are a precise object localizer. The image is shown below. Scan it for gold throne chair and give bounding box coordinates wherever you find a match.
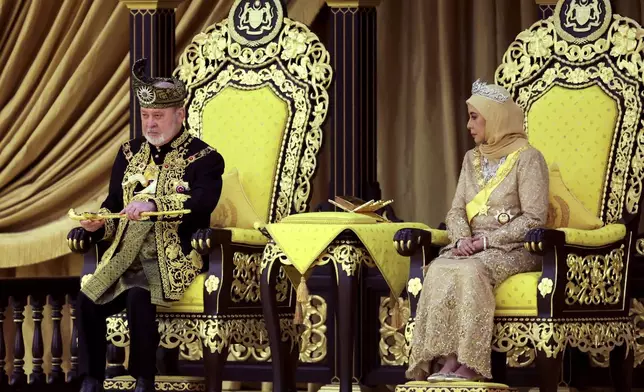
[73,1,332,391]
[395,1,642,391]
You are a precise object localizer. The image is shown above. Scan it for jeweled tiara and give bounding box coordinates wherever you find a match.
[471,79,511,103]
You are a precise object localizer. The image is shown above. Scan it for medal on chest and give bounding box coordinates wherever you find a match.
[496,207,514,224]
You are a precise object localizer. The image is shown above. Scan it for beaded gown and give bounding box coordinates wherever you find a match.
[406,145,549,380]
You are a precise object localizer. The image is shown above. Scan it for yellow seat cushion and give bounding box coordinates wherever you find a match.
[211,168,264,229]
[494,272,541,317]
[546,163,604,230]
[157,273,206,313]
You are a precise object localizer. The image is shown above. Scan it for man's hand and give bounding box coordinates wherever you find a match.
[80,219,105,232]
[121,201,157,220]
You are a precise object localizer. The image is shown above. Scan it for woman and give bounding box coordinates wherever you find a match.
[401,80,549,382]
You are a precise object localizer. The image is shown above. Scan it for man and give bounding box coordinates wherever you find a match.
[67,58,224,392]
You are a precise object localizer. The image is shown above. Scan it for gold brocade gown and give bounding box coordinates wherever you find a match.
[406,146,549,380]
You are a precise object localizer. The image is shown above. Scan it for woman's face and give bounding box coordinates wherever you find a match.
[467,103,486,144]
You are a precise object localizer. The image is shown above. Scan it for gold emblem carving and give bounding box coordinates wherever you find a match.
[564,0,602,32]
[379,296,412,366]
[228,0,283,48]
[238,1,274,35]
[106,316,130,347]
[564,245,625,306]
[555,0,612,44]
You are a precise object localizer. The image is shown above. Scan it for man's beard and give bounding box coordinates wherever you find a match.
[144,131,169,147]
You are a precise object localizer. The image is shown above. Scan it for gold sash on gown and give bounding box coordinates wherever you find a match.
[465,146,527,222]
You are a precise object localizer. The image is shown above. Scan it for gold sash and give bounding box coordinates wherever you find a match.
[466,146,527,222]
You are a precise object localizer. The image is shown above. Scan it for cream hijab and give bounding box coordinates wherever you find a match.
[466,82,528,160]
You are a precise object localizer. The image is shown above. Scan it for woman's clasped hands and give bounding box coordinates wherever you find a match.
[453,235,487,257]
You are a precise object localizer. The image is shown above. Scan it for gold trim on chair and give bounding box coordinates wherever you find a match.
[496,14,644,222]
[176,19,332,222]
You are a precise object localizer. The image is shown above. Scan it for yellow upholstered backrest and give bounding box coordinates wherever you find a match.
[526,85,617,217]
[495,8,644,223]
[174,7,332,224]
[202,86,288,223]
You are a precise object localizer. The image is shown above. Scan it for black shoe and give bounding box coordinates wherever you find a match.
[80,376,104,392]
[134,377,155,392]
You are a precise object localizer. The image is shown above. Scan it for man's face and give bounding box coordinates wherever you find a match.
[141,107,185,147]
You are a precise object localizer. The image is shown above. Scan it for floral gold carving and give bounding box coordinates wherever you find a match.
[204,275,220,295]
[407,278,422,297]
[492,318,634,360]
[495,14,644,221]
[106,308,325,363]
[103,378,204,392]
[378,296,412,366]
[298,294,328,363]
[231,251,288,303]
[565,245,625,306]
[319,244,373,277]
[176,18,332,223]
[106,316,129,347]
[538,277,554,298]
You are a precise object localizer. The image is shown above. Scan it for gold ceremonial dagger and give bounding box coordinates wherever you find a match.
[67,208,191,221]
